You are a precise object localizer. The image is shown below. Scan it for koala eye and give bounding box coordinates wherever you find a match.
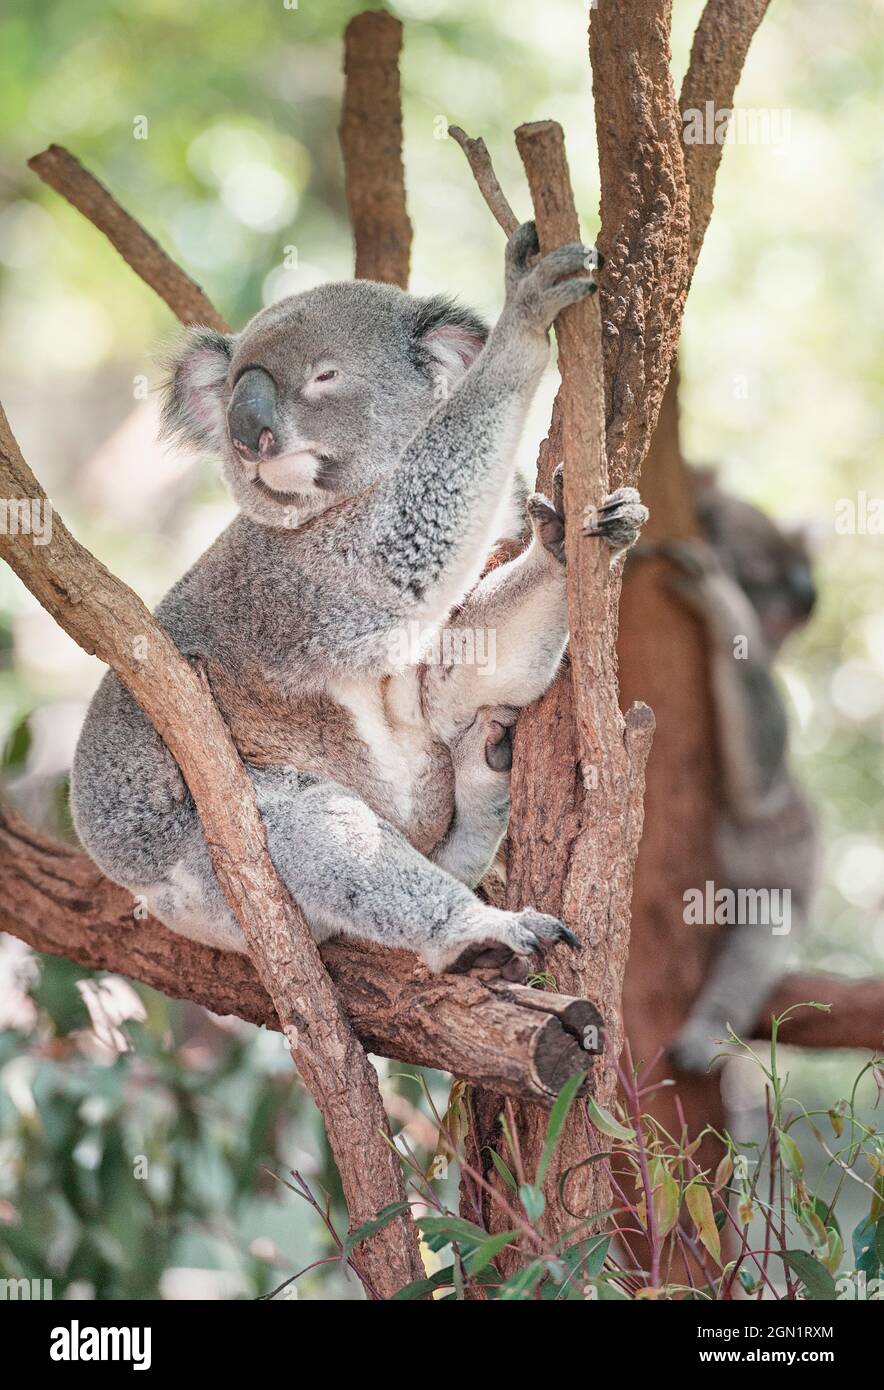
[313,368,338,384]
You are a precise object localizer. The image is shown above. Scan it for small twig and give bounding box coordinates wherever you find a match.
[28,144,229,331]
[447,126,519,237]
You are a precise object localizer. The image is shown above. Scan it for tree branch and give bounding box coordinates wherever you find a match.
[0,406,422,1297]
[339,11,413,285]
[28,145,229,332]
[0,808,602,1101]
[589,0,692,488]
[447,126,519,236]
[680,0,772,271]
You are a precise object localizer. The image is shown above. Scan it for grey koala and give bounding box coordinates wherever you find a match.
[71,222,648,973]
[664,474,818,1071]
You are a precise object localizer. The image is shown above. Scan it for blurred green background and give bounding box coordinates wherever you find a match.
[0,0,881,1298]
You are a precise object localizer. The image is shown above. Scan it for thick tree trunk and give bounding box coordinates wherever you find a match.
[617,371,728,1211]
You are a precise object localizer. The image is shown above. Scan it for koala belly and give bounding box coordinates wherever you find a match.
[210,662,456,856]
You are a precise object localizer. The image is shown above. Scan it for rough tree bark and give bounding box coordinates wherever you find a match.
[462,0,694,1254]
[618,0,778,1218]
[2,13,429,1299]
[0,409,424,1298]
[0,808,602,1101]
[5,1,879,1301]
[340,10,412,286]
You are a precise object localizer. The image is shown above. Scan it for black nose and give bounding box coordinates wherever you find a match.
[227,368,277,457]
[789,565,816,617]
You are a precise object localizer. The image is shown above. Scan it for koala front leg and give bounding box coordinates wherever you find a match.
[359,223,600,624]
[426,466,648,730]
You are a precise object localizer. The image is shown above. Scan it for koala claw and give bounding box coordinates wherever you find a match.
[526,462,566,563]
[583,486,649,552]
[440,907,581,976]
[504,222,598,334]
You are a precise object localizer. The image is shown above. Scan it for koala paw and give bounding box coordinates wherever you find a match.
[583,486,649,553]
[504,221,599,336]
[483,705,519,772]
[451,705,519,776]
[432,905,581,975]
[527,463,566,564]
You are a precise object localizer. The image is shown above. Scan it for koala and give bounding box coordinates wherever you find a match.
[664,473,818,1071]
[70,222,648,974]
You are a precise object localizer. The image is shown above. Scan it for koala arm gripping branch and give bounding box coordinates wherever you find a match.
[352,224,598,631]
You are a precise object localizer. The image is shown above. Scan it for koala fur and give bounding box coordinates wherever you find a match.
[71,223,648,973]
[665,473,818,1071]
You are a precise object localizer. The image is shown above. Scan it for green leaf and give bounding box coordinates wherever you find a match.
[561,1233,610,1281]
[778,1250,838,1301]
[464,1229,518,1275]
[392,1266,456,1300]
[852,1215,884,1278]
[484,1146,517,1192]
[585,1095,636,1144]
[519,1183,546,1224]
[416,1215,490,1254]
[342,1202,409,1260]
[498,1260,545,1300]
[537,1071,584,1186]
[685,1181,721,1265]
[777,1128,804,1179]
[649,1157,680,1238]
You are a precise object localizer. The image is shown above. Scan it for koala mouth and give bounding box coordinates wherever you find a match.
[253,453,343,502]
[253,476,309,504]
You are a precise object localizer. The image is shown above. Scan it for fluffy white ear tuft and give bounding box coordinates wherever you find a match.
[423,322,486,388]
[159,328,235,453]
[413,296,488,395]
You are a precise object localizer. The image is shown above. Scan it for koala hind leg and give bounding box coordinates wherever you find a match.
[141,765,577,973]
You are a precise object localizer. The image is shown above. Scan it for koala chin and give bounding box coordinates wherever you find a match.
[71,223,647,974]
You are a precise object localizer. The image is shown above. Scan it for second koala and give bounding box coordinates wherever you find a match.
[71,223,648,972]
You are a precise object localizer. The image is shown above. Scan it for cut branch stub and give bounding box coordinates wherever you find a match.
[340,11,413,286]
[0,808,603,1102]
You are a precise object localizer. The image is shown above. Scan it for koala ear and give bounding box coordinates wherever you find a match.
[412,296,488,393]
[159,327,235,453]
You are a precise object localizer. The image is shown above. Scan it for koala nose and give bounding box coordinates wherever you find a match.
[227,368,278,458]
[789,565,816,617]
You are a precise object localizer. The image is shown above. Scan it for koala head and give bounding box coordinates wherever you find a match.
[160,281,487,528]
[694,470,816,649]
